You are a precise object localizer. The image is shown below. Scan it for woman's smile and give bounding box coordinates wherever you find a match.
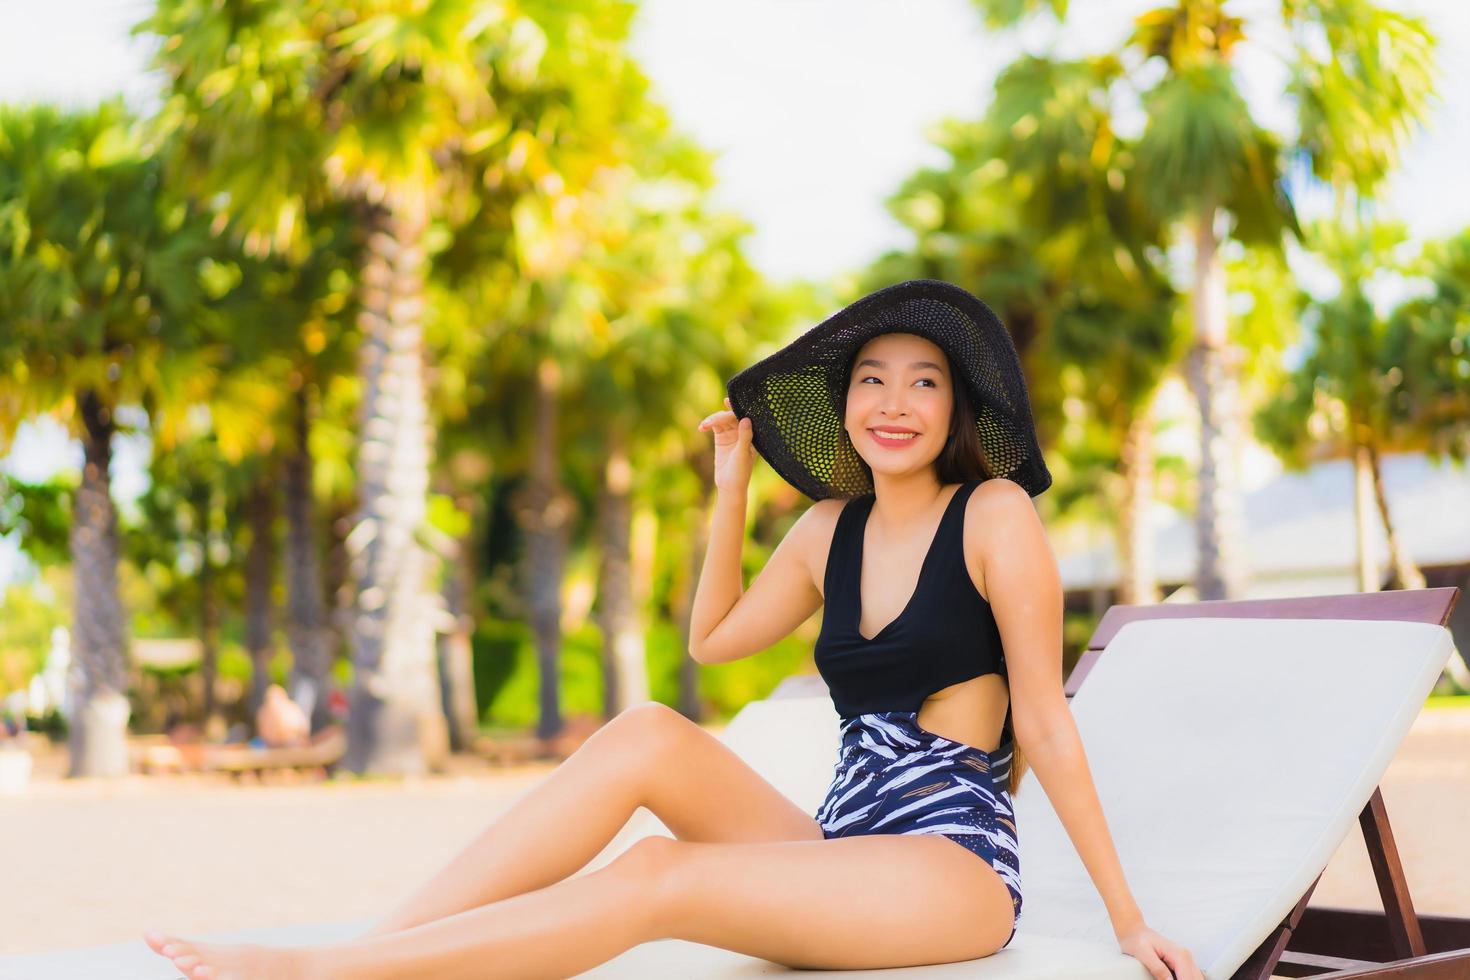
[869,427,921,448]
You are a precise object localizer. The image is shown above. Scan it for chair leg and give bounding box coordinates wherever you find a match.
[1359,787,1426,959]
[1236,785,1429,978]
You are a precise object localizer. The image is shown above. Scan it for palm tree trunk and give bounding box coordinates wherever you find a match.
[1116,403,1160,605]
[675,444,715,721]
[435,497,480,753]
[1362,444,1467,692]
[595,427,649,718]
[1187,202,1249,600]
[515,355,573,742]
[244,472,276,722]
[195,480,220,730]
[322,498,353,666]
[283,385,334,733]
[1352,442,1379,592]
[342,196,447,776]
[1363,442,1425,591]
[66,388,131,778]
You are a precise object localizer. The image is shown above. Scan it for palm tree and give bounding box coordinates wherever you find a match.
[130,428,265,731]
[140,0,647,772]
[875,53,1183,605]
[1385,228,1470,465]
[1385,226,1470,690]
[1255,218,1423,591]
[421,9,736,738]
[973,0,1439,600]
[0,101,224,775]
[1255,219,1470,692]
[240,466,277,720]
[258,215,359,733]
[573,141,772,717]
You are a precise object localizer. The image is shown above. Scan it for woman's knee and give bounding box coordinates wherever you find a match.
[604,835,684,933]
[615,833,681,870]
[602,701,693,757]
[565,702,691,809]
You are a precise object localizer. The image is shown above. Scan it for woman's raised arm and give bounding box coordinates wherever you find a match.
[689,499,830,665]
[689,398,829,664]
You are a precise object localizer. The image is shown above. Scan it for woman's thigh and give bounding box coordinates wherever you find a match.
[627,702,826,845]
[651,833,1016,969]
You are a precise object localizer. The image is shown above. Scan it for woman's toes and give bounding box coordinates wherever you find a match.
[175,953,200,968]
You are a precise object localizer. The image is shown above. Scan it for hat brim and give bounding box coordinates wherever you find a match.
[726,279,1052,501]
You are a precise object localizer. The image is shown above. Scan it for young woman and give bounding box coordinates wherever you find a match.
[145,280,1200,979]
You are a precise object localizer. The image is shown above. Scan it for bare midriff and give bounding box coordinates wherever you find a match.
[917,673,1009,754]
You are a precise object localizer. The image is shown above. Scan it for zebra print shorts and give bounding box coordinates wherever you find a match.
[815,710,1022,947]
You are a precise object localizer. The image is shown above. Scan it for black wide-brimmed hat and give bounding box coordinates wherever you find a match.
[726,279,1051,501]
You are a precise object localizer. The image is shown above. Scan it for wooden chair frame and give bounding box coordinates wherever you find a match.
[771,585,1470,979]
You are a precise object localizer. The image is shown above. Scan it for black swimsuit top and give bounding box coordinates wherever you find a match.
[813,479,1011,738]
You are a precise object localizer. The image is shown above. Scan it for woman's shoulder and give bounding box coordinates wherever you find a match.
[788,496,853,595]
[961,477,1035,533]
[959,477,1036,599]
[802,495,851,535]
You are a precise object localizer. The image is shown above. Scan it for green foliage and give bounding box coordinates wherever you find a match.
[8,0,1444,745]
[0,100,232,445]
[964,0,1444,544]
[0,569,69,697]
[1424,693,1470,711]
[1288,0,1438,198]
[1130,1,1246,67]
[214,644,294,688]
[472,615,816,730]
[1253,217,1467,469]
[471,619,526,724]
[137,0,648,257]
[878,51,1182,524]
[1384,227,1470,461]
[1134,62,1295,245]
[969,0,1068,30]
[0,474,73,567]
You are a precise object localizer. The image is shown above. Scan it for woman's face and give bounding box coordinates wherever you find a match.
[844,332,953,477]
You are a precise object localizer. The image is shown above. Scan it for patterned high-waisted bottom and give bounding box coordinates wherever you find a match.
[815,710,1023,947]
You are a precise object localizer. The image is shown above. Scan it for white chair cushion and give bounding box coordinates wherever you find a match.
[1011,616,1452,978]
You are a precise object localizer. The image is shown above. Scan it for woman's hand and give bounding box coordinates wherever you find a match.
[1116,922,1203,980]
[698,397,756,495]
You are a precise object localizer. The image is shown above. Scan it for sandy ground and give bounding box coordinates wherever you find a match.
[3,709,1468,958]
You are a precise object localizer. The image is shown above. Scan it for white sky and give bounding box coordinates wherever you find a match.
[1,0,1468,587]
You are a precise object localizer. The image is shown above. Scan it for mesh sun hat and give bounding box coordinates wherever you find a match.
[726,279,1051,502]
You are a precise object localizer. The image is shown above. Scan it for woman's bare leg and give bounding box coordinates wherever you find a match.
[145,837,673,980]
[356,706,656,937]
[143,830,1014,980]
[361,701,821,937]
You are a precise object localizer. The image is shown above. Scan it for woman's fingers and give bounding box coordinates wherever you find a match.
[1160,944,1200,979]
[698,409,738,431]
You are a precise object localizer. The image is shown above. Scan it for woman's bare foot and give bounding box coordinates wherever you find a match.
[142,929,318,980]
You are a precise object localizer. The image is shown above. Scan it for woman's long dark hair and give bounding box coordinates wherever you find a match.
[838,349,1029,796]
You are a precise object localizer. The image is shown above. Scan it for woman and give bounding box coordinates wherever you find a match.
[145,280,1200,979]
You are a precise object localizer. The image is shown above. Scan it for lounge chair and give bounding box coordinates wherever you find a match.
[131,728,347,779]
[7,587,1466,979]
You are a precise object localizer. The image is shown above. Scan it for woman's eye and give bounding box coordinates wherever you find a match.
[860,376,937,387]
